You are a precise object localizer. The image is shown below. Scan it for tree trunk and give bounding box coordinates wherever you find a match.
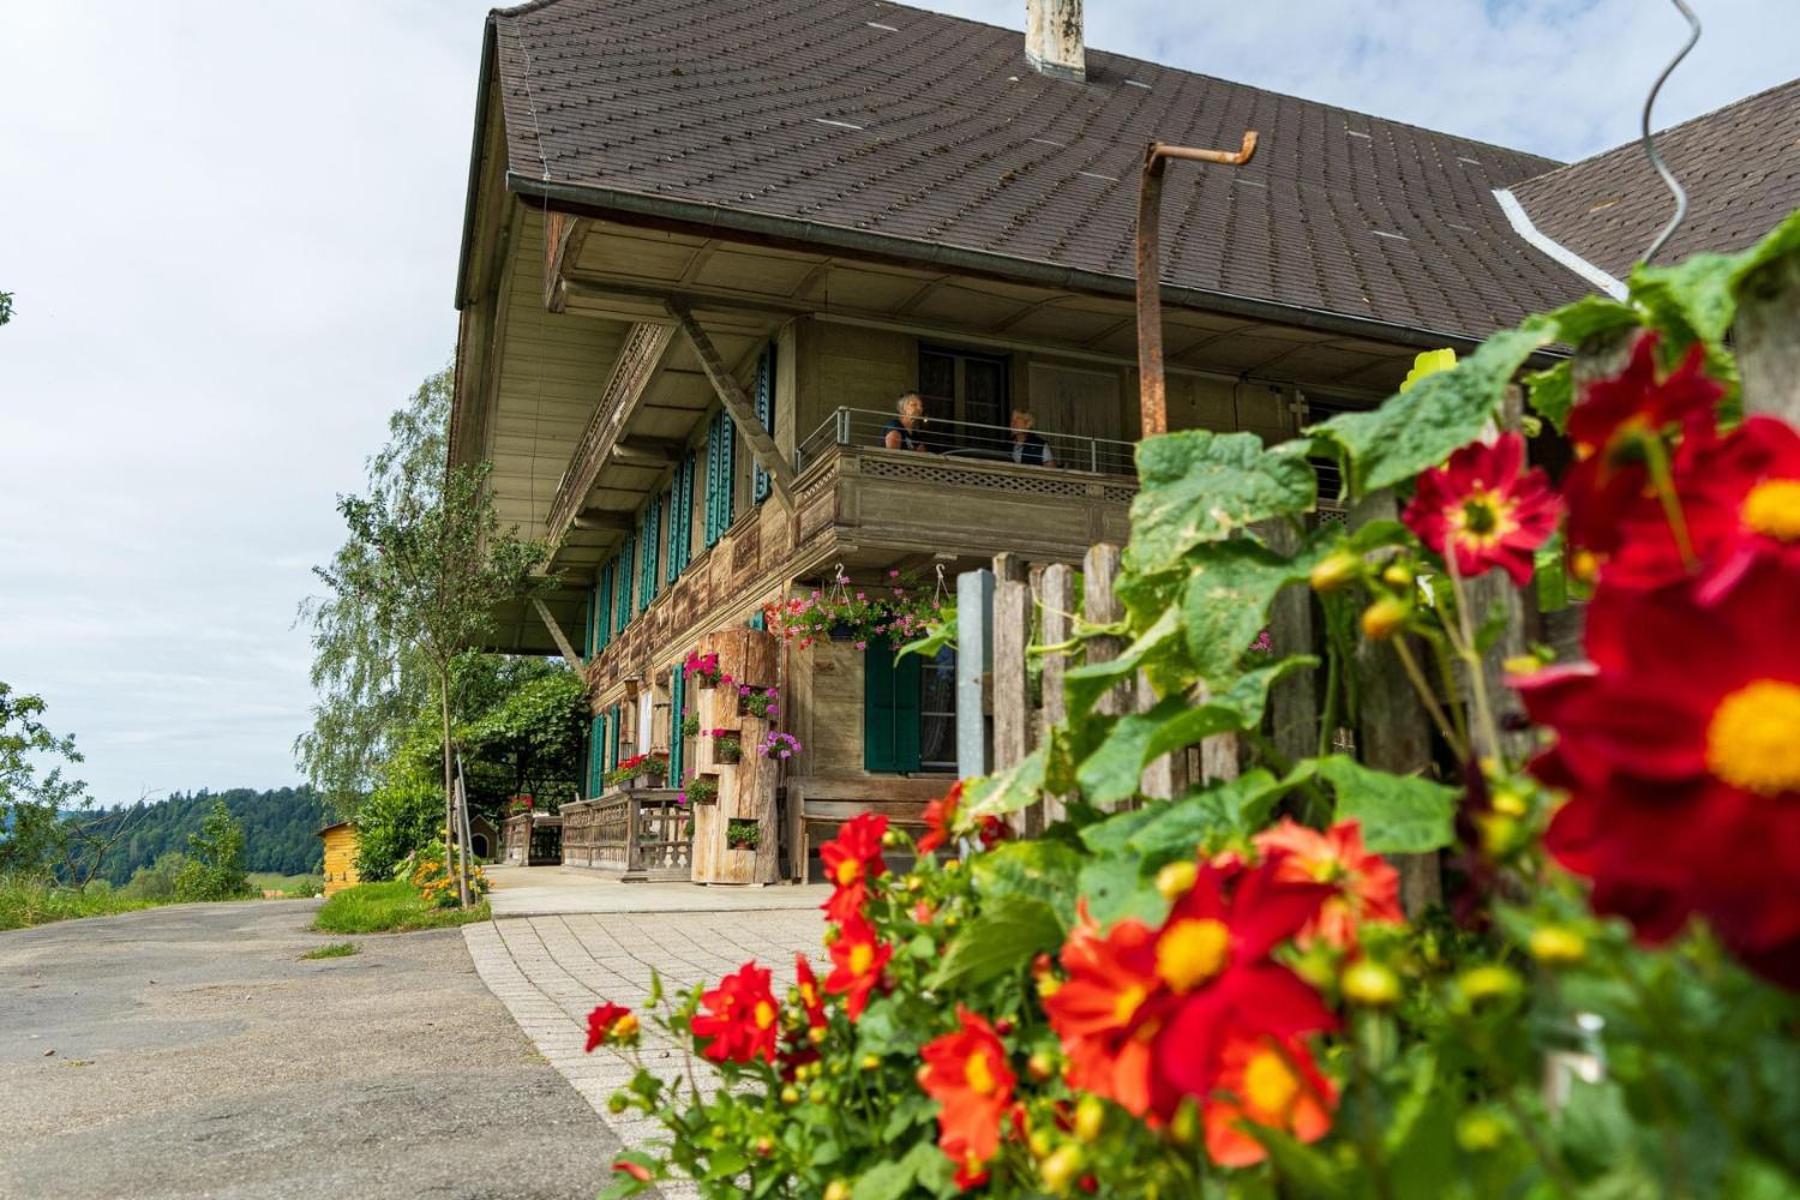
[438,671,469,909]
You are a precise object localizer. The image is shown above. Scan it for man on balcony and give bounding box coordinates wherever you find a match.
[881,394,931,452]
[1009,409,1054,468]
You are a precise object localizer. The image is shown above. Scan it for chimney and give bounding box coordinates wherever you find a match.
[1026,0,1085,83]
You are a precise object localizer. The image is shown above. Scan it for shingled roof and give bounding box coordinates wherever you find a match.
[1509,78,1800,284]
[483,0,1602,343]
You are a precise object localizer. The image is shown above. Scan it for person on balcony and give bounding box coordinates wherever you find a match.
[1009,409,1054,467]
[881,393,931,452]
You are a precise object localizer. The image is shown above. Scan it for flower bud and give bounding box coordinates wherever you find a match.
[1457,964,1522,1006]
[1028,1129,1056,1159]
[1027,1051,1057,1082]
[1360,596,1409,641]
[1569,549,1600,583]
[1073,1095,1106,1143]
[754,1136,777,1159]
[1456,1110,1507,1153]
[1154,860,1197,901]
[994,1017,1016,1037]
[1168,1098,1201,1147]
[1040,1144,1086,1194]
[808,1084,829,1104]
[1035,974,1062,1000]
[1528,926,1587,966]
[780,1085,801,1105]
[1488,786,1529,818]
[1341,959,1401,1008]
[1381,563,1414,589]
[1310,551,1361,593]
[860,1053,882,1072]
[1501,653,1544,676]
[607,1092,629,1115]
[882,830,901,848]
[808,1025,826,1045]
[823,1180,852,1200]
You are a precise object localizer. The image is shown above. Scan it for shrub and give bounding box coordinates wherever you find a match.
[172,800,251,902]
[312,879,489,934]
[121,852,189,901]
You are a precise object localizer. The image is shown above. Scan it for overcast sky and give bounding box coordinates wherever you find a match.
[0,0,1791,806]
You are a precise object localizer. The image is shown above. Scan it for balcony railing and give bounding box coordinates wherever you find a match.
[795,408,1137,476]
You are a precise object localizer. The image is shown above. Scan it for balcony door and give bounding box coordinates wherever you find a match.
[919,345,1009,447]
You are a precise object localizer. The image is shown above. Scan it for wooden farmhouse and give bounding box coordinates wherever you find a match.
[448,0,1798,882]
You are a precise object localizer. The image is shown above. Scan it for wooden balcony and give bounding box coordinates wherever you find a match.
[560,790,691,881]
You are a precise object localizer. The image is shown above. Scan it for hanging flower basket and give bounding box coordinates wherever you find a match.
[766,565,947,650]
[712,730,743,765]
[684,651,725,688]
[681,714,701,738]
[759,731,802,761]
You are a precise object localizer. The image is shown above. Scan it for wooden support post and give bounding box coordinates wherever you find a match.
[1038,563,1076,827]
[669,301,797,510]
[1738,251,1800,422]
[1351,492,1442,915]
[531,597,586,670]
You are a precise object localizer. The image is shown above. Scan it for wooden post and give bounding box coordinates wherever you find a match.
[1351,492,1442,915]
[1737,251,1800,422]
[1081,544,1132,716]
[1038,564,1076,827]
[1260,520,1319,766]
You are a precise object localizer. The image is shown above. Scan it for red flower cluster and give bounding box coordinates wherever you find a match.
[820,813,888,924]
[918,781,1009,856]
[1043,857,1338,1161]
[690,962,781,1064]
[1516,332,1800,988]
[1402,431,1559,585]
[919,1006,1016,1187]
[1252,819,1403,950]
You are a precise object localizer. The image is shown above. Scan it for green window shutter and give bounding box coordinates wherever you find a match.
[753,346,776,504]
[595,563,613,652]
[669,666,686,782]
[662,482,680,586]
[638,501,660,611]
[674,451,695,573]
[588,712,606,795]
[863,643,922,773]
[747,610,766,632]
[720,410,737,531]
[616,535,635,634]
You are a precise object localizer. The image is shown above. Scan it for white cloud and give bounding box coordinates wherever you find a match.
[0,0,1789,802]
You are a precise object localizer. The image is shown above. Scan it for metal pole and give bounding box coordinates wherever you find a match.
[956,569,995,779]
[1135,133,1258,438]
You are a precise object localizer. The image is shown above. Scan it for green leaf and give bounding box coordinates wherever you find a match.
[1525,359,1574,433]
[1242,1126,1348,1199]
[1541,293,1641,346]
[958,747,1048,823]
[896,604,957,661]
[1126,431,1317,573]
[1121,769,1292,858]
[1630,209,1800,351]
[851,1140,945,1200]
[1180,536,1330,683]
[599,1151,662,1200]
[1075,853,1168,928]
[931,894,1065,989]
[1307,324,1553,496]
[1063,602,1184,717]
[1075,658,1314,808]
[972,839,1082,925]
[1312,755,1458,853]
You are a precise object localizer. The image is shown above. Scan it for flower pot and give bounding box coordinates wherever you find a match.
[716,740,743,765]
[828,621,857,642]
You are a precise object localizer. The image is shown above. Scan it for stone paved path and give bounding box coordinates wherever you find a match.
[464,907,826,1196]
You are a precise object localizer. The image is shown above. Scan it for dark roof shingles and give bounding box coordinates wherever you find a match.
[494,0,1599,340]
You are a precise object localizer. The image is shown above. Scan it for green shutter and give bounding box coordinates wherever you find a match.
[663,481,680,585]
[862,643,923,773]
[588,712,607,795]
[670,666,686,783]
[673,451,694,574]
[753,345,776,505]
[616,535,635,634]
[637,501,660,612]
[720,410,737,532]
[595,563,613,652]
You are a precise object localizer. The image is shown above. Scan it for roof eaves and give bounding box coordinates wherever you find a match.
[453,14,501,312]
[507,170,1532,354]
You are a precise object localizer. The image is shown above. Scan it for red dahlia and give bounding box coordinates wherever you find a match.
[793,952,827,1029]
[917,781,963,854]
[919,1006,1016,1185]
[824,915,892,1020]
[690,961,781,1064]
[584,1001,637,1052]
[1515,555,1800,986]
[1402,432,1558,586]
[1562,333,1723,555]
[820,813,888,924]
[1252,818,1404,950]
[1041,909,1168,1119]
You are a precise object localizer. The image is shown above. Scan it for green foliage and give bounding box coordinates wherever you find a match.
[90,787,325,887]
[300,941,359,959]
[1125,430,1316,572]
[0,680,91,878]
[0,291,12,327]
[311,879,490,934]
[0,875,151,930]
[121,852,190,901]
[173,800,252,902]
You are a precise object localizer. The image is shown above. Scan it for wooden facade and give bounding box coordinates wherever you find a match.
[317,822,360,897]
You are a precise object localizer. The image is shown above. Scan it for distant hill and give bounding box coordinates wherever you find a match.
[89,787,327,885]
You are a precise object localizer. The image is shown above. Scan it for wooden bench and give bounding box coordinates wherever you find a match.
[786,775,952,881]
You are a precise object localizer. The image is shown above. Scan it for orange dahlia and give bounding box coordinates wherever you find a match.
[1201,1032,1337,1167]
[917,781,963,854]
[1252,818,1404,950]
[919,1006,1016,1186]
[1042,909,1168,1118]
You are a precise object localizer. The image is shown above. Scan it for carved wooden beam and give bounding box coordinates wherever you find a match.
[572,509,634,533]
[667,300,796,510]
[543,213,592,313]
[545,322,676,546]
[531,597,586,669]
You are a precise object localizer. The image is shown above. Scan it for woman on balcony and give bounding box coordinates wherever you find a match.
[1009,409,1055,467]
[881,393,930,452]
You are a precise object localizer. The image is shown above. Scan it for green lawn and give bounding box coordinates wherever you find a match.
[0,876,155,931]
[311,880,490,934]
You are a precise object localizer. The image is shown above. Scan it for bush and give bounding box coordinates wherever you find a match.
[409,839,489,909]
[312,879,489,934]
[172,800,252,902]
[122,852,189,901]
[354,766,442,882]
[0,874,149,930]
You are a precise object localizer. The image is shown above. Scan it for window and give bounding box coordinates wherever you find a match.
[752,345,776,504]
[863,642,958,773]
[587,710,609,796]
[919,344,1010,440]
[638,497,661,612]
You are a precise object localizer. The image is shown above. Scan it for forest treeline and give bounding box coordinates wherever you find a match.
[88,787,325,884]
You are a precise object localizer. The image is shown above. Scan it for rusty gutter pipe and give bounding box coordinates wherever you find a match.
[1135,133,1259,437]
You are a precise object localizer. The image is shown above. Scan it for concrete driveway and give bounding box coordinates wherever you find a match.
[0,900,620,1199]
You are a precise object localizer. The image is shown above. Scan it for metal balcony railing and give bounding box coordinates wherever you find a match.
[794,408,1138,476]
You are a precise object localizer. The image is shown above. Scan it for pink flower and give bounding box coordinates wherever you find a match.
[855,641,868,651]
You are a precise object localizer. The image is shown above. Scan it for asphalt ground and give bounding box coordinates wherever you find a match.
[0,900,620,1199]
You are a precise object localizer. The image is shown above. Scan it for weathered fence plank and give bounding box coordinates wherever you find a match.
[992,554,1033,773]
[1738,251,1800,422]
[1038,563,1075,827]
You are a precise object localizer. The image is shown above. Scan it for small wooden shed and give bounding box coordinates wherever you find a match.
[316,822,362,896]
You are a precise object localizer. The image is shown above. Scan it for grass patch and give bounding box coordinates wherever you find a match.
[249,872,325,898]
[0,875,156,931]
[312,880,490,934]
[300,941,359,960]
